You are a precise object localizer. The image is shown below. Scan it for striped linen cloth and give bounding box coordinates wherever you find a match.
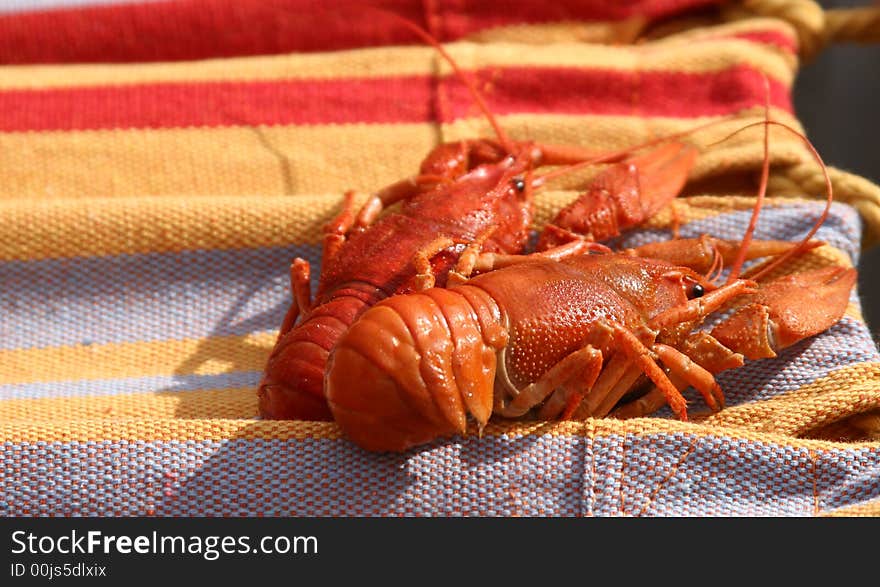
[2,0,880,516]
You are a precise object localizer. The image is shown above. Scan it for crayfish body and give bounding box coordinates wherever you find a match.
[326,248,856,452]
[260,149,540,420]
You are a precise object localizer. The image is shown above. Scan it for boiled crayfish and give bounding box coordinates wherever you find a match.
[324,118,856,452]
[258,20,700,421]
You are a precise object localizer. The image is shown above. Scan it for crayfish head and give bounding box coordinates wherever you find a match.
[619,262,716,336]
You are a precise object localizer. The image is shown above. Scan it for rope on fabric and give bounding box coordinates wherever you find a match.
[767,164,880,246]
[824,5,880,44]
[724,0,880,60]
[718,1,880,245]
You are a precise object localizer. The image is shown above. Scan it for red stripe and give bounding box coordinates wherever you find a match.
[0,0,724,64]
[445,65,792,120]
[433,0,722,39]
[729,31,798,54]
[0,77,436,131]
[0,66,790,132]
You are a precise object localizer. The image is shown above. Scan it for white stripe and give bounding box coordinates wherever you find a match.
[0,0,167,14]
[0,370,261,399]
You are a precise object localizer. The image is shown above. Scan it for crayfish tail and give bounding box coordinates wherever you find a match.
[258,336,334,421]
[258,379,333,421]
[259,295,370,421]
[325,286,505,452]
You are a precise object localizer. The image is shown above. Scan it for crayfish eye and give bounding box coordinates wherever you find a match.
[689,283,705,299]
[512,177,526,193]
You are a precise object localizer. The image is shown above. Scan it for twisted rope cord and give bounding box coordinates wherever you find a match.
[720,1,880,245]
[824,6,880,45]
[725,0,880,60]
[768,164,880,244]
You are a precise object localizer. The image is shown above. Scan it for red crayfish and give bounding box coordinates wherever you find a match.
[324,112,856,451]
[257,22,701,421]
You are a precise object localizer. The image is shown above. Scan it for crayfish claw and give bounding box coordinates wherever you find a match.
[712,266,856,360]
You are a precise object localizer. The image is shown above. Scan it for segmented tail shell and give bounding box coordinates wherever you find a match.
[259,295,370,421]
[325,285,508,452]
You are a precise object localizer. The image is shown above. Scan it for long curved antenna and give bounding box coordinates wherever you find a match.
[382,12,515,153]
[726,77,772,283]
[533,113,745,186]
[706,118,833,283]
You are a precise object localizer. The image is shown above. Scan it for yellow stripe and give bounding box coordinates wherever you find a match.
[0,23,795,90]
[0,387,258,421]
[0,332,275,385]
[0,110,822,264]
[446,108,804,162]
[0,111,805,201]
[0,109,805,200]
[1,190,844,263]
[821,498,880,517]
[0,194,345,260]
[0,418,342,443]
[699,362,880,436]
[0,123,437,201]
[0,46,436,89]
[463,20,651,45]
[442,34,794,85]
[2,413,878,448]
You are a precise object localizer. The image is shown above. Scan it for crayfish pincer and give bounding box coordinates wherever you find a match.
[325,240,856,452]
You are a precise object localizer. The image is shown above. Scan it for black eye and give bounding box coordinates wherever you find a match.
[690,283,705,299]
[512,178,526,192]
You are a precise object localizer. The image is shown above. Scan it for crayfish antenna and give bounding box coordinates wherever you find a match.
[726,76,772,283]
[379,12,515,154]
[741,119,833,283]
[694,97,846,362]
[704,77,834,284]
[532,113,744,188]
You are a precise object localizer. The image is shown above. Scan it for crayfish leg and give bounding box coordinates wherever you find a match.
[649,279,757,330]
[497,345,603,419]
[610,387,668,420]
[537,346,603,420]
[587,364,645,419]
[322,191,358,268]
[469,239,611,276]
[324,190,358,236]
[652,343,724,411]
[625,236,822,276]
[612,325,689,421]
[412,237,456,290]
[569,351,630,420]
[354,173,447,229]
[447,226,499,286]
[278,258,312,336]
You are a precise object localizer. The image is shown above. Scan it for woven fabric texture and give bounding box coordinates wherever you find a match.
[2,0,880,516]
